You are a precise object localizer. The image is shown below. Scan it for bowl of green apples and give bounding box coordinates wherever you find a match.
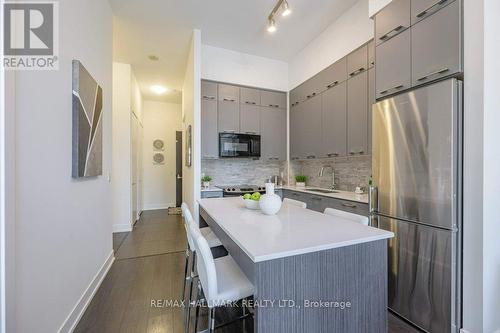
[242,192,261,210]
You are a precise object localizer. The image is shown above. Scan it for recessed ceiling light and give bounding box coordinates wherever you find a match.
[148,55,159,61]
[281,1,291,16]
[151,85,168,94]
[267,18,277,33]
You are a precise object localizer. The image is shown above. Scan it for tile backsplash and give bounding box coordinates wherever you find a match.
[289,155,371,192]
[202,159,288,186]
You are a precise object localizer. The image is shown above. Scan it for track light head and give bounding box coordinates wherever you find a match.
[281,1,291,16]
[267,18,277,33]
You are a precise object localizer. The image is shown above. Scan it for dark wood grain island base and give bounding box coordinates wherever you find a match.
[200,207,388,333]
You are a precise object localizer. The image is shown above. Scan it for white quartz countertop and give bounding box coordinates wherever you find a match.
[281,186,369,203]
[198,197,393,263]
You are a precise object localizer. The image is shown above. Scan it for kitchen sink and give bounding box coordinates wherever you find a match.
[307,188,340,194]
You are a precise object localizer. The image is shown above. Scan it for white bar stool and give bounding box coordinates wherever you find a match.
[283,197,307,209]
[189,223,254,333]
[323,207,369,225]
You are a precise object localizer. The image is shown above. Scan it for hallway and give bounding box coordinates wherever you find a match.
[74,210,253,333]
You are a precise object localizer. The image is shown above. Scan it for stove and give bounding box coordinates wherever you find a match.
[217,184,266,197]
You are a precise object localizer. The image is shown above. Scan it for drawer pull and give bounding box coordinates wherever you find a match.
[306,155,316,159]
[380,84,404,95]
[223,98,236,102]
[349,67,365,77]
[417,68,449,82]
[342,203,357,208]
[203,95,216,100]
[245,101,256,105]
[379,25,405,41]
[416,0,449,19]
[311,197,322,201]
[326,81,339,89]
[327,153,339,157]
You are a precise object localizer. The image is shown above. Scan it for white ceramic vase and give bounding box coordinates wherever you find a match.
[259,183,282,215]
[202,181,210,188]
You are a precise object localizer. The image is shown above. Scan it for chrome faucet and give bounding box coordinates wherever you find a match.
[318,165,336,190]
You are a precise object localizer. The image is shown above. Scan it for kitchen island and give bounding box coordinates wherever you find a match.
[198,197,394,333]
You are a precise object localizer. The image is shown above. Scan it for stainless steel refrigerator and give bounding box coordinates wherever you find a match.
[369,78,462,333]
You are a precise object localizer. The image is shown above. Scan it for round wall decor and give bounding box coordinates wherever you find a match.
[153,139,165,151]
[153,153,165,164]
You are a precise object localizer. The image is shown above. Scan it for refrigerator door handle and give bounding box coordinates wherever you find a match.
[368,185,379,227]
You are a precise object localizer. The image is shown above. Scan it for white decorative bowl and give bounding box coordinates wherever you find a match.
[243,199,260,210]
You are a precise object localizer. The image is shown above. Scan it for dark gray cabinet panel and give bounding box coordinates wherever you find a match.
[368,40,375,68]
[240,104,260,134]
[218,84,240,103]
[261,91,286,109]
[347,71,368,155]
[240,87,261,106]
[375,29,411,99]
[368,68,375,154]
[301,95,323,159]
[321,82,347,158]
[218,100,240,133]
[411,0,456,24]
[411,0,462,86]
[375,0,410,45]
[319,57,348,91]
[261,107,286,161]
[201,81,217,100]
[347,44,368,78]
[201,98,218,159]
[282,190,369,215]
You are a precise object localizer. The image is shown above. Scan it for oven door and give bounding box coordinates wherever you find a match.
[219,133,260,158]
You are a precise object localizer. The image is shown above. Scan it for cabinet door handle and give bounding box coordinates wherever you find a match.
[327,153,339,157]
[245,101,256,105]
[306,155,316,159]
[245,131,257,134]
[311,197,322,201]
[223,98,236,102]
[417,68,450,82]
[222,130,236,133]
[349,67,366,77]
[306,92,317,99]
[268,104,280,108]
[416,0,449,19]
[203,95,216,100]
[379,84,404,95]
[342,202,357,208]
[379,25,405,41]
[326,81,339,89]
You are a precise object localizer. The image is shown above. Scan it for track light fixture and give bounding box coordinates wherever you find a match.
[267,0,292,33]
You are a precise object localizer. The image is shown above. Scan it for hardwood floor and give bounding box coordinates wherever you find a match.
[75,209,422,333]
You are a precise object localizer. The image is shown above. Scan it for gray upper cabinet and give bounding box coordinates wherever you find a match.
[347,44,368,78]
[290,103,303,160]
[319,57,348,91]
[218,84,240,103]
[411,0,462,86]
[218,100,240,133]
[375,29,411,99]
[261,106,286,161]
[347,71,368,155]
[240,104,260,134]
[368,40,375,68]
[321,81,347,158]
[375,0,411,45]
[201,97,218,159]
[368,67,375,154]
[261,90,286,109]
[240,87,261,106]
[301,95,323,159]
[411,0,456,24]
[302,75,323,101]
[201,81,217,100]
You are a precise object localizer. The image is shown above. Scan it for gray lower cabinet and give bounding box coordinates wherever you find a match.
[282,190,369,216]
[240,104,260,134]
[321,81,347,158]
[347,71,368,155]
[375,28,411,99]
[375,0,410,45]
[201,98,219,159]
[218,100,240,133]
[411,0,456,24]
[411,0,462,86]
[261,106,286,161]
[347,44,368,78]
[201,191,223,199]
[368,67,375,154]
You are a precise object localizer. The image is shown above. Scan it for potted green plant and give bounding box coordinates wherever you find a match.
[201,175,212,188]
[295,175,306,187]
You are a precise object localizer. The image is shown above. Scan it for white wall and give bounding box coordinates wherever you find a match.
[201,44,289,91]
[182,30,202,219]
[369,0,392,17]
[288,0,374,89]
[142,101,182,210]
[13,0,113,332]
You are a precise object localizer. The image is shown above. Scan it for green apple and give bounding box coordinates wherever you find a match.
[243,193,252,200]
[251,192,261,201]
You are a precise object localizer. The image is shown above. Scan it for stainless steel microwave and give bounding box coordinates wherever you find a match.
[219,133,261,158]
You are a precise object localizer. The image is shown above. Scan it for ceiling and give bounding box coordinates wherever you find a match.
[110,0,358,102]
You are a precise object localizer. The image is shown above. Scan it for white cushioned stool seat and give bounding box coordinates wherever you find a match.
[212,255,254,303]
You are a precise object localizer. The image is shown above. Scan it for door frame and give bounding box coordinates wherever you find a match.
[175,131,183,207]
